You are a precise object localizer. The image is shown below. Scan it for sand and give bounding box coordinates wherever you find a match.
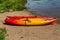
[0,9,60,40]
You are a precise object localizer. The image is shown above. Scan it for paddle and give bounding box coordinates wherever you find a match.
[23,18,31,25]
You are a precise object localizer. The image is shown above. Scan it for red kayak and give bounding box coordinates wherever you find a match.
[4,16,57,25]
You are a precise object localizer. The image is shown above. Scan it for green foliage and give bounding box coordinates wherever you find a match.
[0,0,27,13]
[0,28,7,40]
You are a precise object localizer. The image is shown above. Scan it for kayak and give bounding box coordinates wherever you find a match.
[4,16,57,25]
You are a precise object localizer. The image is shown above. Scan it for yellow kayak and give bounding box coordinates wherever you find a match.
[4,16,57,25]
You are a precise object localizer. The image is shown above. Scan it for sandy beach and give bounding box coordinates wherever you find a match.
[0,10,60,40]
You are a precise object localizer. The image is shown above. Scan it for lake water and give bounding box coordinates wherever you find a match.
[25,0,60,18]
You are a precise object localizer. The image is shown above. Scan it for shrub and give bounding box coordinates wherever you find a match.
[0,0,27,13]
[0,28,7,40]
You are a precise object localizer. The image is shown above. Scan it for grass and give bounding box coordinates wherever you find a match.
[0,28,7,40]
[0,0,27,13]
